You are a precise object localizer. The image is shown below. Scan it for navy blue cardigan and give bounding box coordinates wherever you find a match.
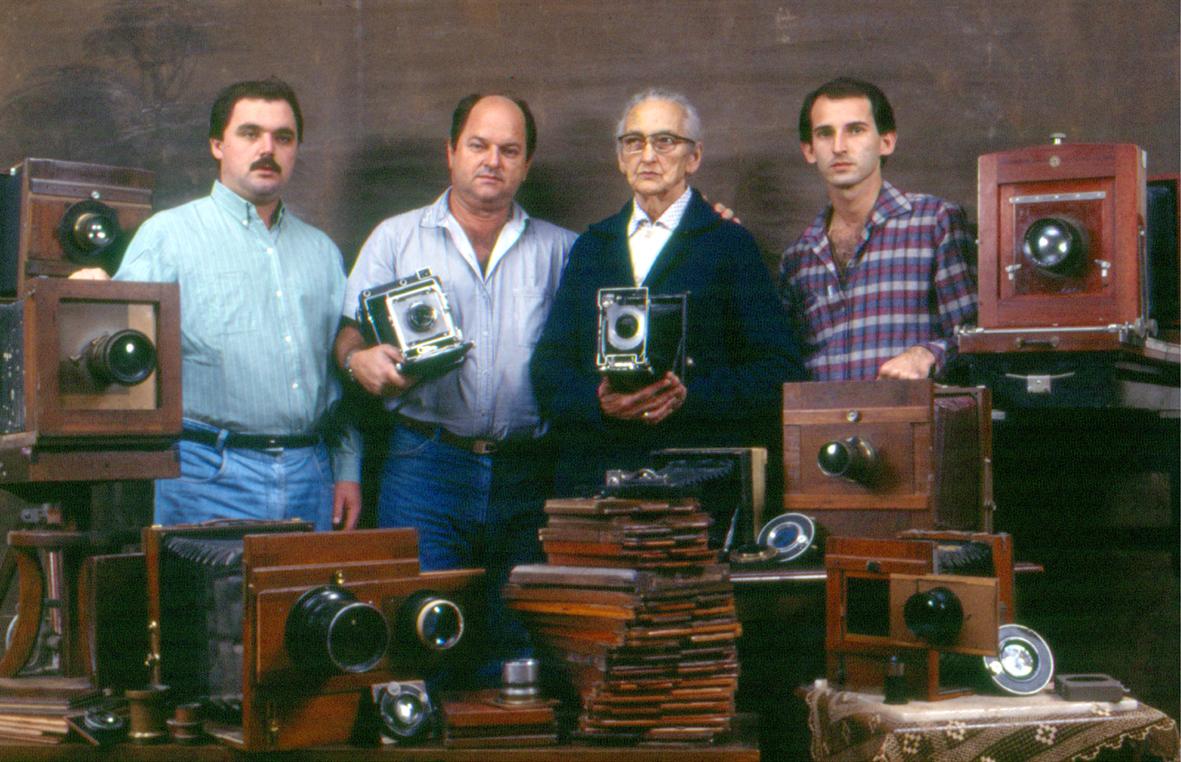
[530,190,804,495]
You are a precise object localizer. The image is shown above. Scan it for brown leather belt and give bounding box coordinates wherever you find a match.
[395,416,499,455]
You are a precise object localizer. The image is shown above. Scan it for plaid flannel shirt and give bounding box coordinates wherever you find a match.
[778,181,977,380]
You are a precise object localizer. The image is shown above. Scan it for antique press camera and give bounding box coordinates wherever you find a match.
[596,287,687,391]
[357,268,473,378]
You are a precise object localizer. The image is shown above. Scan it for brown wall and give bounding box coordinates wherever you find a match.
[1,0,1177,267]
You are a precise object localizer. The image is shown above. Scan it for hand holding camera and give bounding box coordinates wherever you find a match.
[597,371,686,425]
[347,343,417,398]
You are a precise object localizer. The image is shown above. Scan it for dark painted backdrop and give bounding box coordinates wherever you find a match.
[0,0,1177,730]
[1,0,1177,267]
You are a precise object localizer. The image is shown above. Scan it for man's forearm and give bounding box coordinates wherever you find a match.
[334,322,365,370]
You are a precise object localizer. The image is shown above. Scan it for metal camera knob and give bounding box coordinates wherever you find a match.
[817,436,879,484]
[903,586,964,646]
[397,590,465,653]
[85,329,157,386]
[285,584,390,674]
[499,657,541,704]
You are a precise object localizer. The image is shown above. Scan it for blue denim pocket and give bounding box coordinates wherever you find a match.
[175,439,230,484]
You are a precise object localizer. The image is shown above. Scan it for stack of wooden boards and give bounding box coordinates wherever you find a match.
[506,497,740,744]
[440,689,558,748]
[0,677,101,745]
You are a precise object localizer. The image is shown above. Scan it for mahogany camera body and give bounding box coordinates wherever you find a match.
[965,141,1148,352]
[825,530,1015,701]
[143,524,483,752]
[0,278,180,482]
[1,158,154,296]
[782,379,992,539]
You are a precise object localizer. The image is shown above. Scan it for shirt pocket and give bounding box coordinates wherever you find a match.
[203,271,265,336]
[512,287,551,349]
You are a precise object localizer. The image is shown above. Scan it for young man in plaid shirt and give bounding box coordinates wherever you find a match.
[779,77,977,381]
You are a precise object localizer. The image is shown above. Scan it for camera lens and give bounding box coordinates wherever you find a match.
[817,436,878,484]
[378,682,433,740]
[903,586,964,645]
[57,199,123,266]
[86,329,157,386]
[285,585,390,674]
[398,590,465,652]
[1023,217,1085,273]
[406,302,438,332]
[614,313,639,340]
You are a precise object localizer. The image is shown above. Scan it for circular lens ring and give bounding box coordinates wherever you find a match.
[1023,217,1085,274]
[983,623,1055,695]
[606,306,646,351]
[756,513,823,563]
[903,586,964,645]
[414,597,464,651]
[406,302,438,332]
[377,682,433,740]
[86,329,157,386]
[57,199,123,265]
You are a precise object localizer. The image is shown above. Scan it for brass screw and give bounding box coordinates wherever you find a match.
[846,410,861,423]
[332,569,345,586]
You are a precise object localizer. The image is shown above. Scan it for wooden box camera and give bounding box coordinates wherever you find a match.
[0,278,180,481]
[964,141,1148,353]
[143,523,484,752]
[1,158,154,296]
[825,531,1015,701]
[782,379,992,539]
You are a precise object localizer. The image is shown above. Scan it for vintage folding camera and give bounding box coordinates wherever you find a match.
[823,530,1053,701]
[963,139,1152,352]
[357,268,473,378]
[142,522,483,751]
[595,287,687,391]
[601,447,767,553]
[0,278,181,482]
[0,158,154,296]
[782,379,993,539]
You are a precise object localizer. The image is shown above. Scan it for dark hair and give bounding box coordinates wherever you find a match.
[209,78,304,143]
[450,94,537,160]
[798,77,895,142]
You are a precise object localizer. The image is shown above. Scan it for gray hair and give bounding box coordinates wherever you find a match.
[614,88,703,144]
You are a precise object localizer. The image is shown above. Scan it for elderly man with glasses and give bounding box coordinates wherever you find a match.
[530,88,804,497]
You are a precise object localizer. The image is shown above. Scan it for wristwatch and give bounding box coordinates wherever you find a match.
[343,349,360,384]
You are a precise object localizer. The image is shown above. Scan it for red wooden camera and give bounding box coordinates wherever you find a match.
[962,140,1148,353]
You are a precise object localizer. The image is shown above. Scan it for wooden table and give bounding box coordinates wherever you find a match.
[802,679,1179,761]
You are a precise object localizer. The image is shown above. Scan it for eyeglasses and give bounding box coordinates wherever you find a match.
[617,132,696,155]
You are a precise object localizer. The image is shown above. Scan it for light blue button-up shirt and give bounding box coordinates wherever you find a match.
[344,190,577,440]
[115,181,358,480]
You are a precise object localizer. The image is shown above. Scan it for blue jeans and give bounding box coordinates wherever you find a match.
[378,423,551,680]
[154,420,334,530]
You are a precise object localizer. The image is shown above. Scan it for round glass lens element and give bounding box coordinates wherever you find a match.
[998,641,1037,678]
[406,302,438,332]
[903,586,964,645]
[1023,217,1084,273]
[418,600,463,650]
[615,313,640,340]
[86,329,157,386]
[818,441,851,475]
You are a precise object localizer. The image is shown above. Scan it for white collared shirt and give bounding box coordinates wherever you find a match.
[626,186,692,285]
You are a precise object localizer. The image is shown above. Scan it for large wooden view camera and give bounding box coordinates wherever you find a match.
[782,379,992,539]
[1,158,154,296]
[0,278,180,482]
[142,523,483,752]
[825,530,1015,701]
[963,141,1149,353]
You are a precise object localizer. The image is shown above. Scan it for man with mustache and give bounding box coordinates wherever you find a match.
[530,88,803,496]
[334,93,575,676]
[75,78,361,531]
[779,77,976,380]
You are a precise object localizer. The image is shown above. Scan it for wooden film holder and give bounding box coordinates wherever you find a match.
[782,379,992,539]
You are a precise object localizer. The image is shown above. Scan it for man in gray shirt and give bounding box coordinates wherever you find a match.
[334,93,575,675]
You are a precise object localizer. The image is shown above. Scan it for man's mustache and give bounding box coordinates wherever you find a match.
[251,157,282,173]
